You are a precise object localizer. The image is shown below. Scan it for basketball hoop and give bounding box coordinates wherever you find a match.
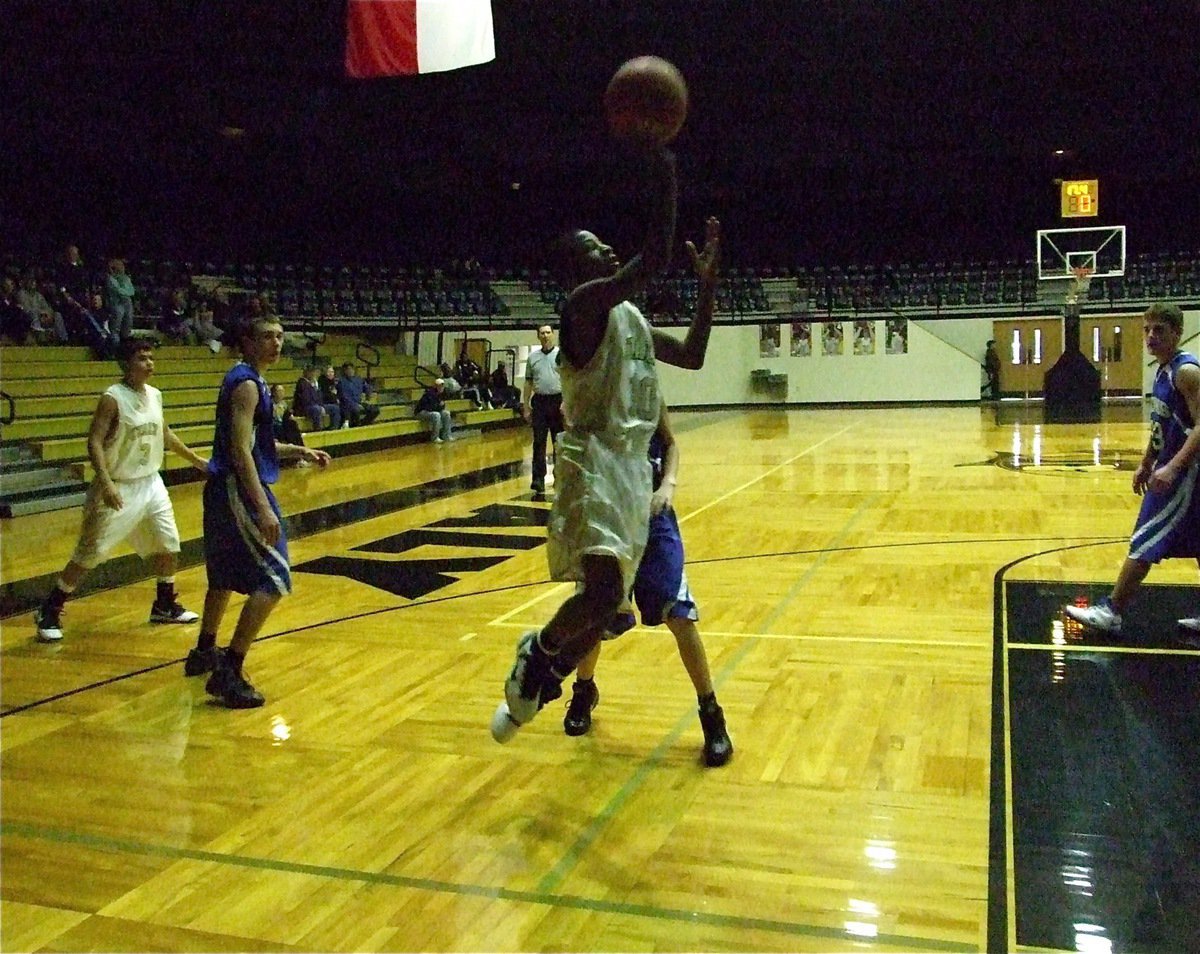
[1066,265,1094,304]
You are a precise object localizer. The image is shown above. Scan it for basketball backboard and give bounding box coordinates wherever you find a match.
[1036,225,1125,280]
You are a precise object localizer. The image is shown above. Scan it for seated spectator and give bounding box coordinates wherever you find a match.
[415,379,453,443]
[82,291,120,357]
[438,361,464,397]
[1,277,34,344]
[207,286,237,341]
[104,259,136,340]
[338,362,380,427]
[55,244,115,354]
[270,383,305,447]
[489,364,521,410]
[453,349,490,409]
[158,288,191,343]
[17,273,68,344]
[187,298,224,353]
[318,364,349,429]
[293,362,341,430]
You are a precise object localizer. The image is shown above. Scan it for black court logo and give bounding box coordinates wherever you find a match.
[958,449,1143,475]
[293,499,549,599]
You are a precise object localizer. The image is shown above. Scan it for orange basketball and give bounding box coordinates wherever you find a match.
[604,56,688,146]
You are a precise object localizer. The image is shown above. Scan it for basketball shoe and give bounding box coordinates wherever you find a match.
[205,656,265,709]
[699,698,733,767]
[34,606,64,642]
[563,679,599,736]
[1064,599,1122,635]
[490,630,563,743]
[150,601,200,624]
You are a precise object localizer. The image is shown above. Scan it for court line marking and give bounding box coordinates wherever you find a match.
[485,422,858,628]
[0,535,1120,718]
[488,581,571,626]
[488,619,987,649]
[1008,641,1200,656]
[533,486,884,901]
[677,421,859,525]
[0,820,975,954]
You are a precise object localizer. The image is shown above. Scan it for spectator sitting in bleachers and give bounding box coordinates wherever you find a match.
[416,379,453,443]
[84,291,121,356]
[104,258,136,340]
[318,364,349,429]
[158,288,191,343]
[490,364,520,410]
[1,276,35,344]
[294,362,341,430]
[338,362,379,427]
[17,272,68,344]
[55,244,117,355]
[438,361,464,397]
[270,383,306,448]
[453,349,490,409]
[186,296,224,352]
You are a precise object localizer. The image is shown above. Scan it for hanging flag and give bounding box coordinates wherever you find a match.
[346,0,495,78]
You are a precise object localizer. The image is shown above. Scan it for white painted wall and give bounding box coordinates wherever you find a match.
[405,307,1200,405]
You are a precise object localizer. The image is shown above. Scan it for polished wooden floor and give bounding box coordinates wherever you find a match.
[3,404,1192,952]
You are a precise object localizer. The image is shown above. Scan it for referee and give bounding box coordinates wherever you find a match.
[523,324,564,494]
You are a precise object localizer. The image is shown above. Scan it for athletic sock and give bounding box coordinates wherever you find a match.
[196,631,217,652]
[155,578,176,606]
[226,650,246,675]
[43,583,73,613]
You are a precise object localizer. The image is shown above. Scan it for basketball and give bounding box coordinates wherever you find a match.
[604,56,688,146]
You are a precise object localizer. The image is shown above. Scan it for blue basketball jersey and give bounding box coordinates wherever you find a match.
[208,362,279,485]
[1148,351,1199,467]
[1130,351,1200,563]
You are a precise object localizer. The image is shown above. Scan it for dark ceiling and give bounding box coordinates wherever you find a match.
[4,0,1198,268]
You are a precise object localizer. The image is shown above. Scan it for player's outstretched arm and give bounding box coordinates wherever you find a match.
[653,216,720,369]
[164,425,209,474]
[562,148,678,368]
[277,442,331,467]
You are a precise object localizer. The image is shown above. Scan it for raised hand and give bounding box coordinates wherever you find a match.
[686,216,721,286]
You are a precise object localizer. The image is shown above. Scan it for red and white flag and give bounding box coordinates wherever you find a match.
[345,0,495,78]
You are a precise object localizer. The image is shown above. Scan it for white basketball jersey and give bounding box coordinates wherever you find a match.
[103,383,164,482]
[560,301,659,450]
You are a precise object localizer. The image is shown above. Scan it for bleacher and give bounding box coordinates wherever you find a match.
[0,337,518,517]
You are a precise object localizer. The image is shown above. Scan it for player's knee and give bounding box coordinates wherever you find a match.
[584,578,623,618]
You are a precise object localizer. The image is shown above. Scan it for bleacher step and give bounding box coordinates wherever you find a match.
[1,485,88,518]
[0,463,83,496]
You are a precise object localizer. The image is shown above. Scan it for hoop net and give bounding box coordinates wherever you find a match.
[1066,266,1094,304]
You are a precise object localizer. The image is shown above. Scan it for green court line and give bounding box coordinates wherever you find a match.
[0,820,974,952]
[533,493,889,897]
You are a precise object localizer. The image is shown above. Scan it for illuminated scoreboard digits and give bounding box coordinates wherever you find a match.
[1061,179,1099,218]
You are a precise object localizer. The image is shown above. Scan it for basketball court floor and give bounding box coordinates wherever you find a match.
[2,404,1197,952]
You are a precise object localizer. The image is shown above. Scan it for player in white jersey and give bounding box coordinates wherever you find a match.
[492,145,721,742]
[34,338,209,642]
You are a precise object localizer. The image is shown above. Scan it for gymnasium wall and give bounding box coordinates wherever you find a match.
[414,308,1200,407]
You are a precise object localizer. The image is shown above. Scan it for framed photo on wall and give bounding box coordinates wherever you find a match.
[886,318,908,354]
[822,321,844,356]
[853,320,876,355]
[791,321,812,356]
[760,324,781,358]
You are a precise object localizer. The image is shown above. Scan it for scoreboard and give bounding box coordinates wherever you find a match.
[1061,179,1099,218]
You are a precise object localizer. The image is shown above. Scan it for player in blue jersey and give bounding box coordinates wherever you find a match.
[1066,303,1200,636]
[562,400,732,766]
[185,314,330,707]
